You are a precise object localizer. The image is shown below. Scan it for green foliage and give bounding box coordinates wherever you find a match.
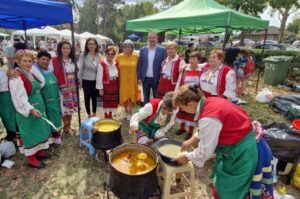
[243,49,300,73]
[268,0,300,9]
[0,28,14,35]
[216,0,266,15]
[268,0,300,42]
[161,0,184,8]
[287,18,300,34]
[133,42,146,50]
[288,68,300,82]
[110,1,158,42]
[78,0,99,34]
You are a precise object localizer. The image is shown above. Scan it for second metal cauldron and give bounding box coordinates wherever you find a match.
[91,119,123,150]
[108,143,159,199]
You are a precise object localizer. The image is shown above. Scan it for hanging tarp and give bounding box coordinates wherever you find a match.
[126,0,269,33]
[0,0,73,29]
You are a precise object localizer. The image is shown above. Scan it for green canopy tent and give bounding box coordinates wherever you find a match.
[126,0,270,92]
[126,0,269,34]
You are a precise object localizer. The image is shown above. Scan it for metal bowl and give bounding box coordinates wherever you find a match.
[156,139,183,166]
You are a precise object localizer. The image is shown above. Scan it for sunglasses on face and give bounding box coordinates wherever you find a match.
[106,53,115,56]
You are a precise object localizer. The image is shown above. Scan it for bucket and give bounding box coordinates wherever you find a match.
[292,119,300,131]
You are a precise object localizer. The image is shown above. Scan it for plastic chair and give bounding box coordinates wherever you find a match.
[157,158,195,199]
[79,117,99,155]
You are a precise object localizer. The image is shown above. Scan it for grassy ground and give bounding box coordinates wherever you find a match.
[0,74,299,198]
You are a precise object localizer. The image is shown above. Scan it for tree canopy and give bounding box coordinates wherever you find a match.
[287,18,300,34]
[268,0,300,42]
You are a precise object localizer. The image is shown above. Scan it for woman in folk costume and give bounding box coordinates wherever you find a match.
[0,68,17,142]
[156,41,185,99]
[79,38,101,118]
[9,50,52,168]
[33,51,62,144]
[129,92,175,146]
[200,49,236,99]
[173,85,273,199]
[175,52,204,140]
[52,41,79,134]
[96,47,119,119]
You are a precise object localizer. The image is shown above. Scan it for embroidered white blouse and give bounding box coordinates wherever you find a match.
[186,101,222,167]
[96,58,118,90]
[130,101,176,139]
[9,70,37,117]
[161,55,186,77]
[199,64,236,98]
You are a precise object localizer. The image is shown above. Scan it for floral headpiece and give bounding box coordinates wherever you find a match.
[15,49,35,60]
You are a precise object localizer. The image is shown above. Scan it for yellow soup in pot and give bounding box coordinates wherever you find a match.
[159,144,184,158]
[93,120,120,132]
[111,151,156,175]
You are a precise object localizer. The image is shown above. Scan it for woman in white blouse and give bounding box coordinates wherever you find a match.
[199,49,236,99]
[79,38,101,118]
[156,41,185,99]
[9,50,52,168]
[96,47,119,119]
[52,41,79,134]
[172,84,262,198]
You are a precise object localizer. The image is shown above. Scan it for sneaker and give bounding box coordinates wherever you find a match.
[231,97,247,105]
[176,129,186,135]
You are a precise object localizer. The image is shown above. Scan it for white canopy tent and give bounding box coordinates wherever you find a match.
[78,32,113,51]
[95,34,114,45]
[78,32,95,51]
[60,29,79,38]
[11,26,62,48]
[79,31,95,39]
[0,32,9,37]
[12,26,61,38]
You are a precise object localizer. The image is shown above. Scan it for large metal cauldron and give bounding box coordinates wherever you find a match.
[91,119,123,150]
[108,143,159,199]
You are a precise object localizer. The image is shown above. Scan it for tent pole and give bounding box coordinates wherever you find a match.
[70,22,81,128]
[255,28,268,92]
[178,28,182,43]
[22,20,28,46]
[222,26,229,51]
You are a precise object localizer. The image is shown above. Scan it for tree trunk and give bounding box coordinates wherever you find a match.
[240,31,245,46]
[279,8,289,43]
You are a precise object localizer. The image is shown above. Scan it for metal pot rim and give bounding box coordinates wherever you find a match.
[109,143,159,176]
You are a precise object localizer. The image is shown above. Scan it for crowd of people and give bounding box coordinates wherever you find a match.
[0,32,271,198]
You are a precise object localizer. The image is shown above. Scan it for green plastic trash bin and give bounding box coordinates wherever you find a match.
[263,56,293,86]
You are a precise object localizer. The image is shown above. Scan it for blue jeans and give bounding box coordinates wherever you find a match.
[142,77,158,104]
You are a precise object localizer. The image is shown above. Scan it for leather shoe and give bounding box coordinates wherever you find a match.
[36,151,52,159]
[29,162,46,169]
[176,129,186,135]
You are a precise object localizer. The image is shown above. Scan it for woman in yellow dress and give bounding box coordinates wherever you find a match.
[116,40,139,120]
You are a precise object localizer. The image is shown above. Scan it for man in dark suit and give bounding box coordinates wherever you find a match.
[138,32,167,104]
